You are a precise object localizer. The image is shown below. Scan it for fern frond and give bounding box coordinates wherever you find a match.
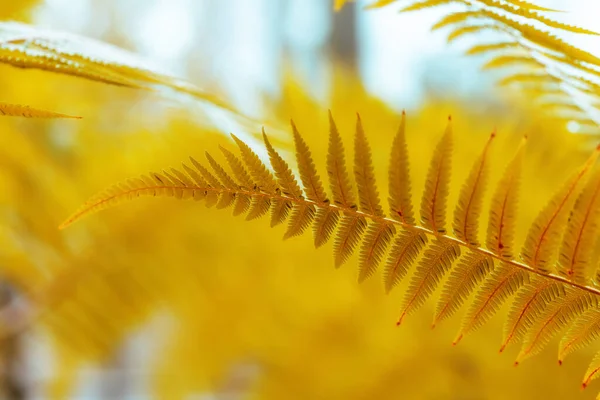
[327,111,355,208]
[421,118,453,234]
[263,129,303,199]
[486,136,525,259]
[504,0,559,12]
[359,222,396,281]
[231,134,277,194]
[0,102,80,118]
[500,278,565,352]
[334,214,367,268]
[384,230,428,293]
[291,121,328,203]
[517,289,595,364]
[521,147,599,273]
[482,55,544,70]
[313,207,340,248]
[465,42,520,55]
[0,22,235,111]
[559,308,600,364]
[431,11,482,31]
[584,350,600,389]
[354,115,384,217]
[62,113,600,397]
[557,168,600,284]
[475,0,597,35]
[398,238,460,325]
[447,24,503,43]
[434,251,494,326]
[218,146,270,219]
[455,263,529,344]
[373,0,600,132]
[453,131,495,246]
[388,111,414,225]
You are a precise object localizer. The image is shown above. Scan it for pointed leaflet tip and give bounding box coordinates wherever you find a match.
[402,109,406,116]
[452,333,463,346]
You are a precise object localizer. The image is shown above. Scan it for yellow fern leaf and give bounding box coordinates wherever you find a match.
[397,239,460,325]
[231,134,277,194]
[334,214,367,268]
[521,147,600,273]
[219,145,255,189]
[205,152,238,190]
[388,111,415,225]
[364,0,397,9]
[559,308,600,364]
[205,152,251,216]
[505,0,560,12]
[477,0,598,35]
[327,111,355,208]
[421,117,453,234]
[583,350,600,389]
[383,230,428,293]
[354,114,384,217]
[358,222,396,282]
[557,167,600,284]
[263,129,303,199]
[447,24,503,43]
[313,207,340,248]
[431,11,482,31]
[455,263,529,344]
[0,102,80,118]
[482,55,544,70]
[270,198,292,227]
[0,22,235,110]
[291,121,328,203]
[190,158,235,209]
[453,131,495,246]
[517,289,595,364]
[283,204,315,239]
[486,136,525,258]
[500,278,565,352]
[465,42,521,55]
[433,252,494,326]
[219,145,270,220]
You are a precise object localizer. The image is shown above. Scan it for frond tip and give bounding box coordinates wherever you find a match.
[62,112,600,398]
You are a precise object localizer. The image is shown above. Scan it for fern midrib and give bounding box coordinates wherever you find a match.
[71,184,600,298]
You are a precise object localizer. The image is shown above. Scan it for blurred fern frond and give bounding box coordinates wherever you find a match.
[337,0,600,134]
[0,22,235,113]
[0,102,80,118]
[62,112,600,397]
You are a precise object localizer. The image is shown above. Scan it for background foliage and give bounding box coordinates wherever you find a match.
[1,0,600,399]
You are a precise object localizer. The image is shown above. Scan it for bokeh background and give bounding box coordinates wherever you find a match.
[1,0,600,399]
